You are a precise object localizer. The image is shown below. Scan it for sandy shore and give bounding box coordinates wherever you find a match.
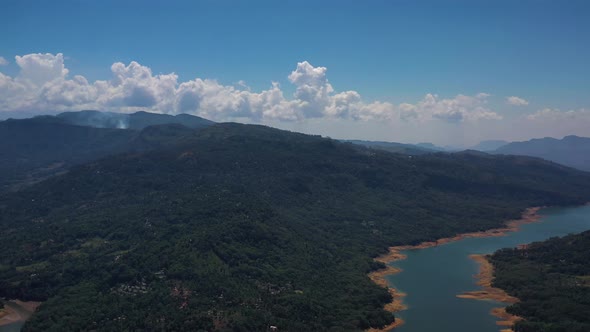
[0,300,41,327]
[457,254,521,330]
[366,207,542,331]
[366,317,405,332]
[367,258,407,331]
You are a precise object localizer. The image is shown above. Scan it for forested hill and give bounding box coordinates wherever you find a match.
[1,123,590,331]
[0,112,213,192]
[491,231,590,332]
[56,110,214,130]
[0,117,136,191]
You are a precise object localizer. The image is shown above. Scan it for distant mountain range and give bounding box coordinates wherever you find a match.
[415,142,451,151]
[469,140,509,152]
[2,109,589,183]
[348,135,590,172]
[493,135,590,172]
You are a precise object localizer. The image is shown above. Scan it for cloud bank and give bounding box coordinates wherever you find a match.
[506,96,529,106]
[399,93,501,122]
[527,108,590,122]
[0,53,503,124]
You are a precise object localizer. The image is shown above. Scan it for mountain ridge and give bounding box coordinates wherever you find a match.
[493,135,590,171]
[0,111,214,191]
[56,110,214,130]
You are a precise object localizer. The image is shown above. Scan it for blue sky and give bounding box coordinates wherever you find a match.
[1,0,589,146]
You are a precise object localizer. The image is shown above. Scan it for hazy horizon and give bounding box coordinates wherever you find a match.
[1,0,589,146]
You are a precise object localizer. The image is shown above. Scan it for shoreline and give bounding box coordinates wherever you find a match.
[366,207,542,332]
[0,300,41,327]
[457,254,521,331]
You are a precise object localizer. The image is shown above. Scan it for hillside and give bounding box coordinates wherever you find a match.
[0,117,135,191]
[494,135,590,172]
[0,111,214,192]
[343,139,436,155]
[490,231,590,332]
[1,123,590,331]
[56,110,214,130]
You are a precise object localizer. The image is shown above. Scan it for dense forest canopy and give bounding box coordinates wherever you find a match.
[0,111,213,192]
[491,231,590,332]
[1,122,590,331]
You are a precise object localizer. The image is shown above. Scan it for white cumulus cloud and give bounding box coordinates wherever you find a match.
[527,108,590,122]
[16,53,69,86]
[0,53,505,124]
[0,57,7,66]
[398,93,501,122]
[506,96,529,106]
[520,108,590,139]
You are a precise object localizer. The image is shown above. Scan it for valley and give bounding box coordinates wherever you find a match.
[2,2,589,330]
[0,113,589,331]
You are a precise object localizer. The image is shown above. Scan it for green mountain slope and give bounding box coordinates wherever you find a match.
[491,231,590,332]
[1,123,589,331]
[0,111,214,192]
[0,117,136,191]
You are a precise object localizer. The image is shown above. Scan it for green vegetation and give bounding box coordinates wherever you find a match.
[1,122,589,331]
[0,117,135,191]
[491,231,590,332]
[0,111,212,192]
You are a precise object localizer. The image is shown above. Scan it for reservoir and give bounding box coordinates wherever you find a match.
[2,206,589,331]
[387,204,590,332]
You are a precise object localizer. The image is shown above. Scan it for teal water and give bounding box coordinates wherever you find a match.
[387,205,590,332]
